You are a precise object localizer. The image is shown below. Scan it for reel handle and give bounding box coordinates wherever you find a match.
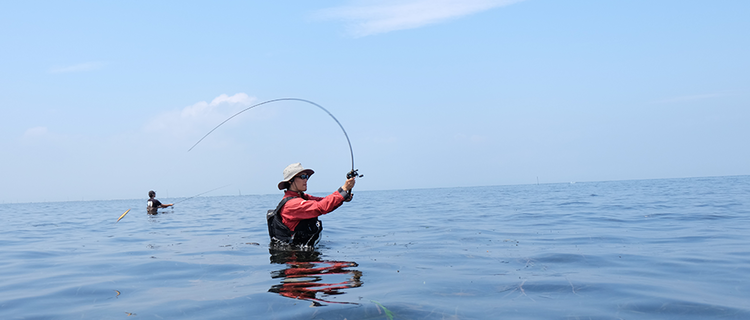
[346,169,363,179]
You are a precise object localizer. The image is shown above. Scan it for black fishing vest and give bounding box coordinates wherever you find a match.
[266,196,323,247]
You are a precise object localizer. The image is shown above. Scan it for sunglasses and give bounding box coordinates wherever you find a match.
[297,174,310,180]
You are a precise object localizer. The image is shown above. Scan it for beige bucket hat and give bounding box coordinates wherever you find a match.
[277,163,315,190]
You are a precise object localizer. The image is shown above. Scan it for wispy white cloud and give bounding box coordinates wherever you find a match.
[316,0,526,37]
[23,126,49,139]
[145,93,257,138]
[20,126,65,145]
[49,61,105,74]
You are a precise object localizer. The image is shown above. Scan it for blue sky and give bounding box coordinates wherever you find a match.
[1,0,748,203]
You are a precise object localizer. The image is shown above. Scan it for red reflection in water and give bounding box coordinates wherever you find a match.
[269,248,362,306]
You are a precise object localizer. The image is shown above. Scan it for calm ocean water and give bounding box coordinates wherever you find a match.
[1,176,749,319]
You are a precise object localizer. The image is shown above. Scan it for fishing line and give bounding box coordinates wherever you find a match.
[172,184,232,205]
[188,98,362,178]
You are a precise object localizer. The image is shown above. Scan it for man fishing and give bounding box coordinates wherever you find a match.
[147,190,173,215]
[267,163,355,248]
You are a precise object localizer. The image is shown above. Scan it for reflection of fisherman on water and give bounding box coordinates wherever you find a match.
[267,163,355,248]
[266,163,361,305]
[269,248,362,306]
[147,190,173,215]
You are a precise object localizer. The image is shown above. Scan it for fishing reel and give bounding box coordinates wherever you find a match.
[346,169,363,179]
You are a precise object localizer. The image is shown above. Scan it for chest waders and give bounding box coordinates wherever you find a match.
[267,197,323,247]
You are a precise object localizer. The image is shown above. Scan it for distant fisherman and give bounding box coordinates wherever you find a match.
[147,190,173,215]
[267,163,355,248]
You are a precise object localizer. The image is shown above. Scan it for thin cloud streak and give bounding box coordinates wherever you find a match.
[20,126,66,145]
[316,0,527,37]
[22,126,48,139]
[49,61,105,74]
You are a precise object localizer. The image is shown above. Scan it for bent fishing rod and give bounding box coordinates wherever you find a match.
[188,98,363,179]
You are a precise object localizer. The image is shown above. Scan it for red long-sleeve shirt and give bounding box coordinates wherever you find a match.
[280,189,347,231]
